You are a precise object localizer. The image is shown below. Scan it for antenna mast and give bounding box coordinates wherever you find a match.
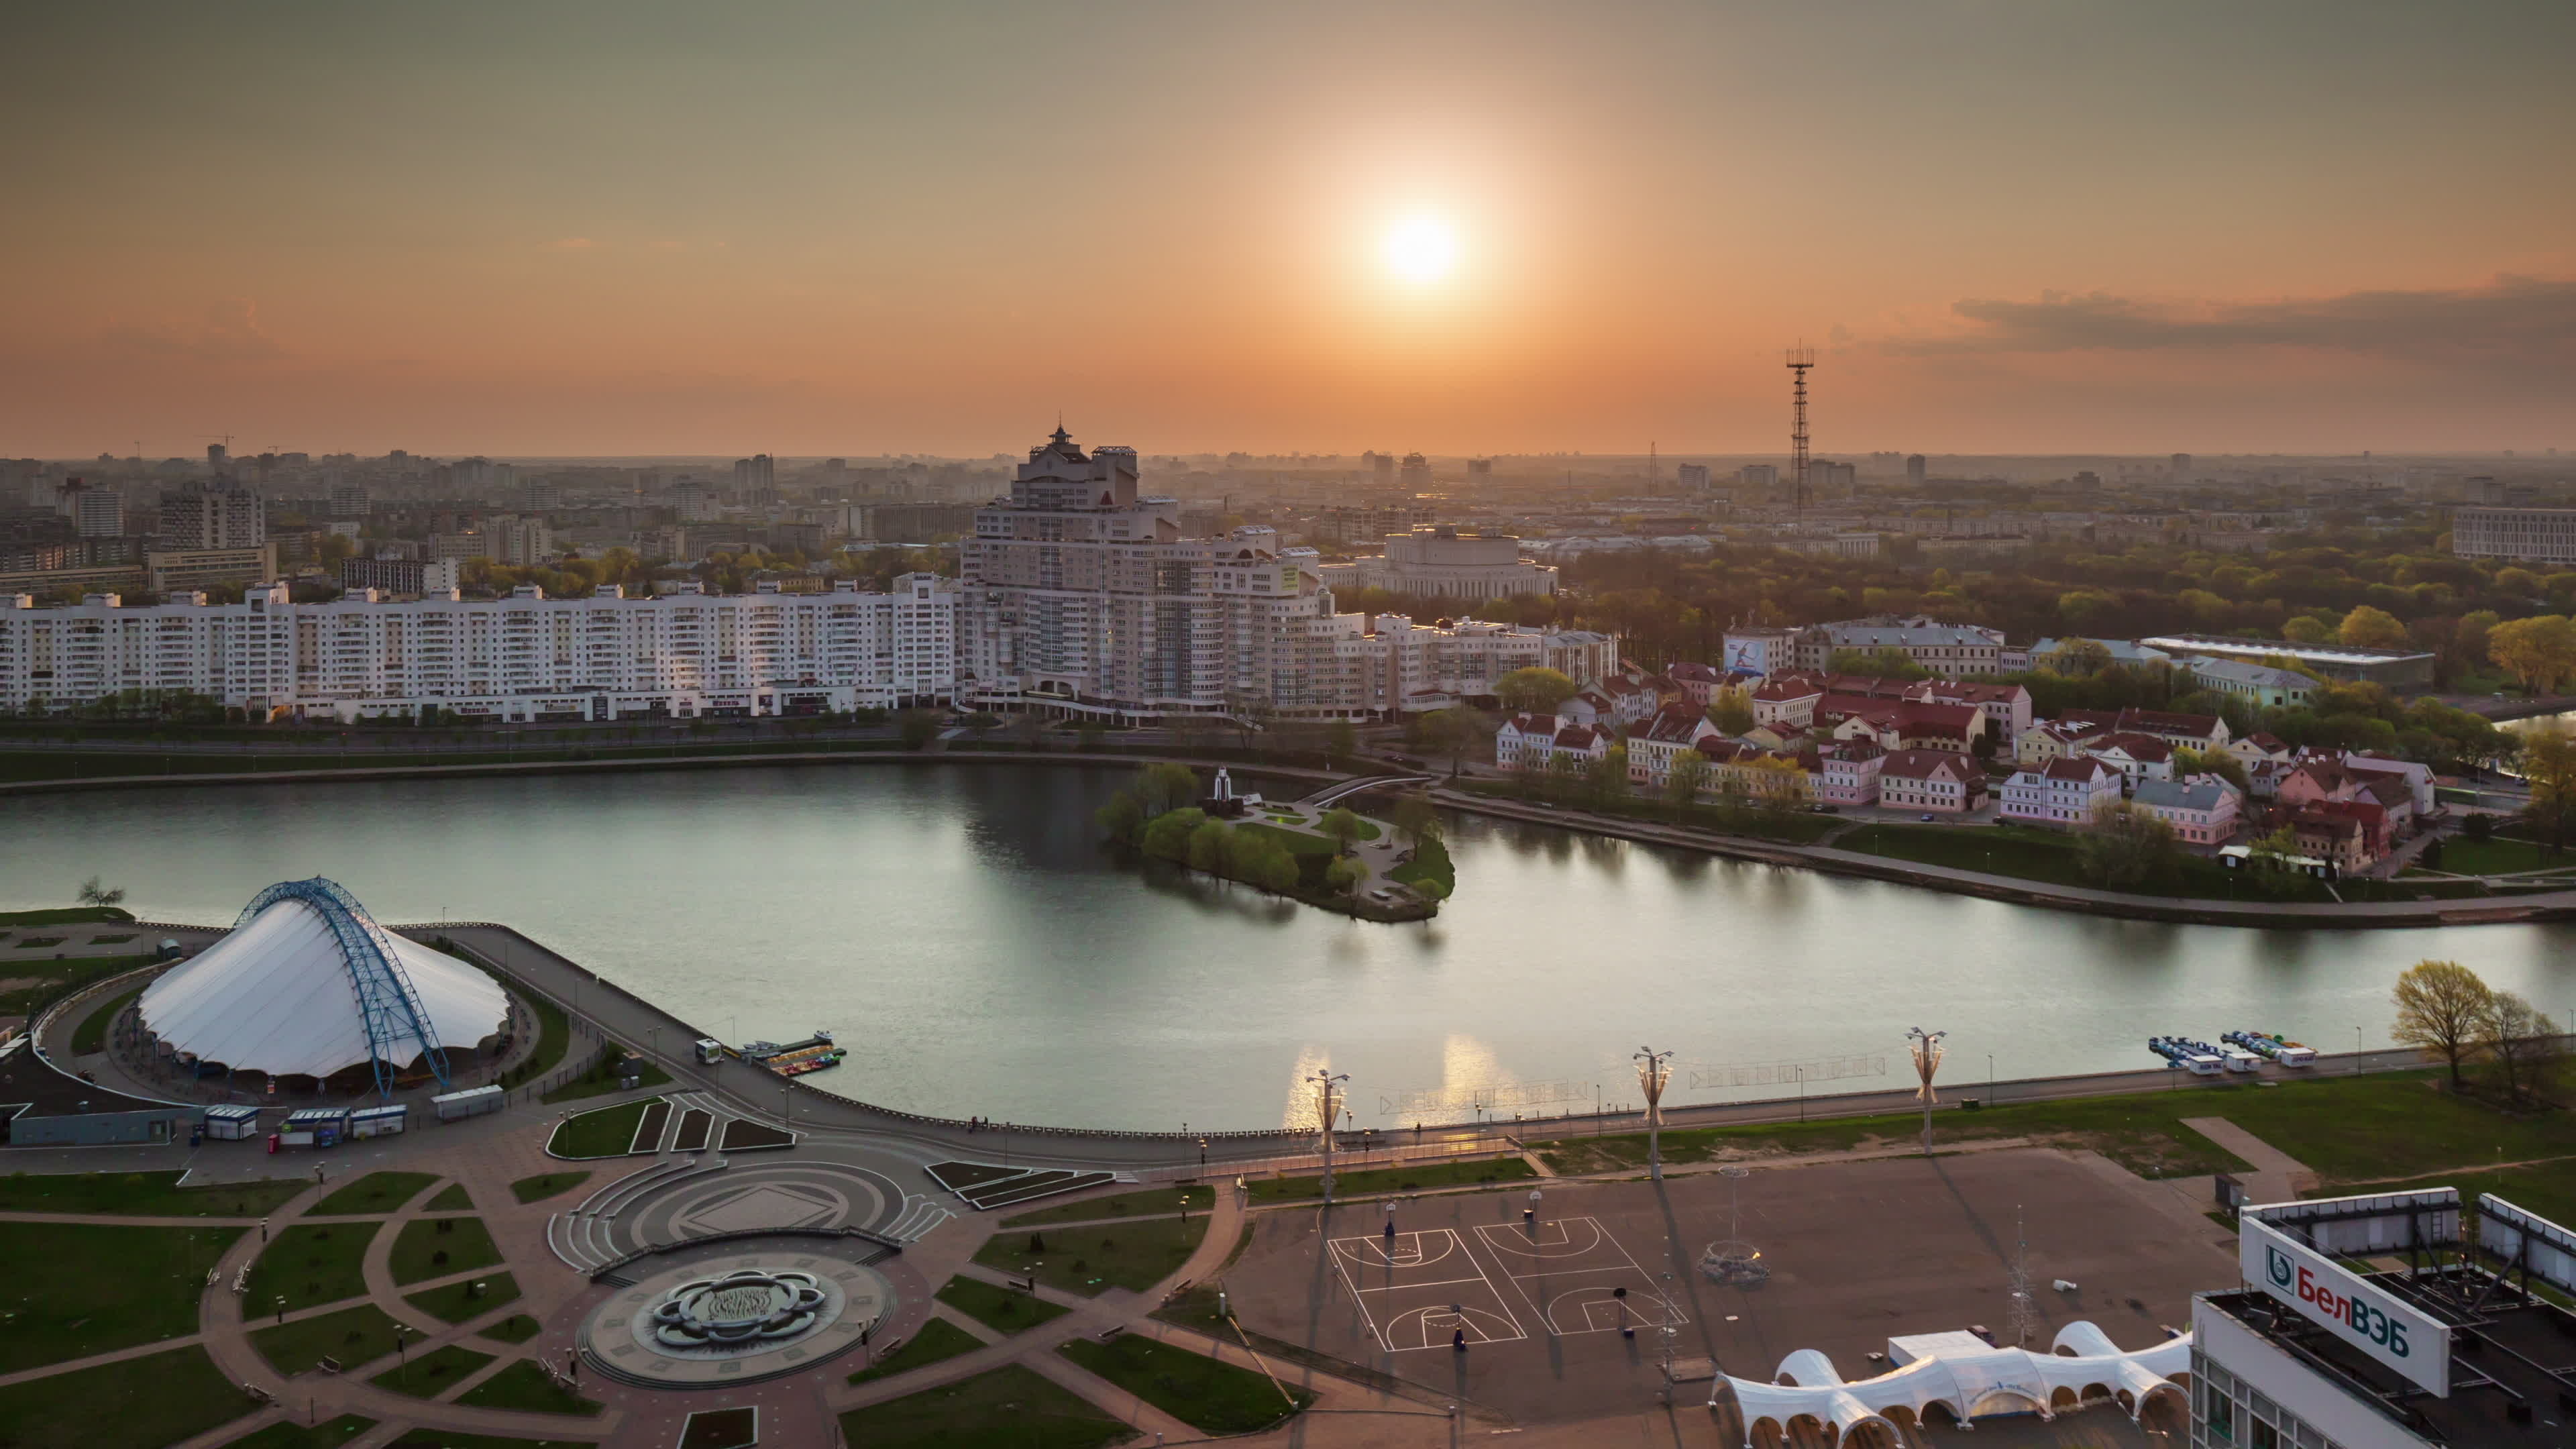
[1786,345,1815,523]
[2006,1203,2039,1345]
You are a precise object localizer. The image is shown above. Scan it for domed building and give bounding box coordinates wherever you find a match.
[138,878,511,1098]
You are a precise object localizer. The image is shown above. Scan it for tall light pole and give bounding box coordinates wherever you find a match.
[1634,1046,1674,1183]
[1311,1070,1350,1205]
[1907,1027,1947,1156]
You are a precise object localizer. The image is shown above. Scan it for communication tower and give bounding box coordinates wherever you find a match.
[1786,345,1815,520]
[2005,1203,2039,1345]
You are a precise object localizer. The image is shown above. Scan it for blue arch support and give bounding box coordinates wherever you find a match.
[236,877,453,1101]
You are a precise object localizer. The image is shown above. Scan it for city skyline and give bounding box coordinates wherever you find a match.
[4,1,2572,458]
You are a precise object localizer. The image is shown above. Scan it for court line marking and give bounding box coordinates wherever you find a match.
[1327,1228,1528,1352]
[1472,1216,1689,1336]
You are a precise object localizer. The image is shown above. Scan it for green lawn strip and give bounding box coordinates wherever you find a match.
[1002,1186,1209,1228]
[1231,821,1342,856]
[389,1216,503,1286]
[509,1171,592,1204]
[477,1311,546,1346]
[311,1171,439,1216]
[484,963,572,1092]
[455,1356,604,1416]
[541,1051,674,1104]
[2438,835,2576,875]
[546,1097,657,1159]
[2200,1070,2576,1183]
[1059,1334,1308,1435]
[1152,1282,1419,1405]
[382,1434,594,1449]
[971,1216,1209,1297]
[405,1270,521,1324]
[2331,1159,2576,1232]
[0,1344,260,1449]
[368,1342,496,1399]
[70,982,147,1055]
[0,953,172,1019]
[0,1221,240,1374]
[936,1273,1072,1334]
[847,1315,987,1384]
[251,1302,409,1376]
[0,1168,306,1217]
[425,1183,472,1211]
[837,1362,1136,1449]
[1248,1155,1537,1203]
[219,1415,377,1448]
[245,1221,383,1313]
[0,905,134,928]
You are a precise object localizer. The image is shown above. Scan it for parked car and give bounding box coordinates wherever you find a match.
[1919,813,1937,822]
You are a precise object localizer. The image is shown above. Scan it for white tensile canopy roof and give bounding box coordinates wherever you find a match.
[139,882,508,1082]
[1717,1322,2190,1445]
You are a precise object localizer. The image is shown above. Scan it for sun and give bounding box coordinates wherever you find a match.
[1382,215,1459,285]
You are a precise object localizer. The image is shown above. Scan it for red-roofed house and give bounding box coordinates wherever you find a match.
[1751,675,1826,730]
[1815,740,1886,806]
[2114,708,2231,751]
[1877,749,1988,814]
[2289,798,2387,872]
[2082,732,2176,784]
[1623,706,1723,788]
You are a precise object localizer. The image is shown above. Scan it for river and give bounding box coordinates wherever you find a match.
[5,763,2571,1131]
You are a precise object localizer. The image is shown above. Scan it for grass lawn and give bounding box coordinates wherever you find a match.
[218,1415,376,1448]
[1232,821,1341,856]
[1000,1186,1208,1228]
[837,1363,1134,1449]
[245,1221,382,1313]
[455,1356,603,1416]
[0,1222,240,1374]
[509,1171,591,1204]
[250,1303,408,1376]
[425,1183,472,1211]
[541,1050,674,1104]
[546,1097,657,1159]
[487,972,572,1093]
[0,1168,306,1217]
[0,952,164,1018]
[2330,1158,2576,1228]
[0,1344,257,1449]
[1247,1156,1536,1202]
[388,1216,503,1286]
[848,1315,987,1385]
[0,905,133,928]
[70,982,145,1055]
[971,1216,1208,1297]
[311,1171,438,1216]
[2436,835,2576,875]
[368,1343,494,1399]
[1059,1334,1308,1435]
[1839,822,2099,889]
[404,1270,521,1324]
[478,1311,545,1346]
[936,1273,1071,1334]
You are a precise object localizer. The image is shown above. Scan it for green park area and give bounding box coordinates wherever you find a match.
[251,1301,409,1376]
[1000,1185,1206,1227]
[245,1221,382,1312]
[0,952,165,1021]
[839,1363,1135,1449]
[405,1269,521,1324]
[0,1168,306,1217]
[311,1171,438,1216]
[849,1315,986,1384]
[0,1344,256,1449]
[0,1222,239,1373]
[546,1097,657,1158]
[936,1273,1071,1334]
[972,1216,1210,1297]
[1245,1155,1536,1203]
[1531,1067,2576,1188]
[426,1183,472,1210]
[368,1342,494,1399]
[70,983,146,1054]
[509,1170,591,1203]
[478,1311,546,1346]
[1059,1334,1309,1435]
[389,1215,504,1285]
[455,1356,602,1415]
[1836,821,2485,904]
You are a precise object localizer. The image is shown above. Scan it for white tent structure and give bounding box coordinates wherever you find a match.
[1717,1322,2191,1446]
[139,879,508,1098]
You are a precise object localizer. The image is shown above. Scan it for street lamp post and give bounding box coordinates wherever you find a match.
[2356,1026,2364,1073]
[1907,1027,1948,1156]
[1310,1069,1350,1205]
[1633,1046,1674,1183]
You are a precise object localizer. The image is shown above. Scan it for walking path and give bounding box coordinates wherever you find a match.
[2182,1118,2318,1204]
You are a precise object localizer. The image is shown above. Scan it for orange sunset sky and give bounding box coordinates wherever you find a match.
[3,2,2571,460]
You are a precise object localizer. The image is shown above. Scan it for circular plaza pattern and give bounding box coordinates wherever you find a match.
[580,1245,893,1388]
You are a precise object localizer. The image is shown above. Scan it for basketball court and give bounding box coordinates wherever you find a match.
[1327,1228,1527,1352]
[1474,1214,1687,1336]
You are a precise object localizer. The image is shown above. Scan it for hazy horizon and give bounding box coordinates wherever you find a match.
[5,1,2570,460]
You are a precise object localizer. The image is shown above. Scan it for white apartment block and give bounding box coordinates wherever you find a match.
[2449,506,2576,565]
[1,575,958,722]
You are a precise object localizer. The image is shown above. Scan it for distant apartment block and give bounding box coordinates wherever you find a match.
[2451,506,2576,566]
[1320,527,1557,600]
[339,555,462,596]
[146,545,280,593]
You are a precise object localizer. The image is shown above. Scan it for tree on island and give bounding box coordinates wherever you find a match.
[1319,807,1366,855]
[1390,794,1442,846]
[1326,855,1366,896]
[77,877,125,908]
[1094,790,1147,845]
[2392,959,2493,1089]
[1136,762,1199,817]
[1494,667,1578,716]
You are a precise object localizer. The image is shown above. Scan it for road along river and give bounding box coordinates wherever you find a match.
[5,763,2571,1132]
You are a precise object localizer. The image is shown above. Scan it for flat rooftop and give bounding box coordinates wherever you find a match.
[2204,1267,2576,1445]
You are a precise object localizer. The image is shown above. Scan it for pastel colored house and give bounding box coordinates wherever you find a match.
[2131,776,2243,845]
[1815,741,1886,806]
[1998,757,2123,828]
[1876,749,1988,814]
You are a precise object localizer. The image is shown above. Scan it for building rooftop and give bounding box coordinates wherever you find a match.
[2143,633,2435,667]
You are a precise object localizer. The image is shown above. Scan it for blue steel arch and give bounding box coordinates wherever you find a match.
[235,877,453,1100]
